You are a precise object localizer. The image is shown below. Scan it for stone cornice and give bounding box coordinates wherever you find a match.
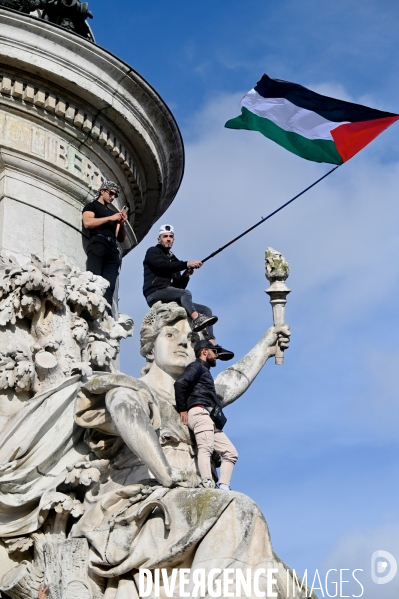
[0,9,185,246]
[0,72,144,196]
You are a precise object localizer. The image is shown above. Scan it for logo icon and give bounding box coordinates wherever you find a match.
[371,550,397,584]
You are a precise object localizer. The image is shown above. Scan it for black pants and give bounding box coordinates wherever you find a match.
[86,238,121,308]
[146,287,215,339]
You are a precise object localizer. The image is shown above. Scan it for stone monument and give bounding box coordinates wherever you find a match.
[0,7,316,599]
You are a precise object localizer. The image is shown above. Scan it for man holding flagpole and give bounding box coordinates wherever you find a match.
[143,224,233,360]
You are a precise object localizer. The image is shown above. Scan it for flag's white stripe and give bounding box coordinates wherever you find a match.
[241,89,349,141]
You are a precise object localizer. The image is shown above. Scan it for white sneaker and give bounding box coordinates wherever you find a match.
[218,483,231,491]
[200,478,215,488]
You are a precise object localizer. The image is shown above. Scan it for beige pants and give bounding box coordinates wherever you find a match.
[188,406,238,486]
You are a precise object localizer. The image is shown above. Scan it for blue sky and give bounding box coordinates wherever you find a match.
[92,1,399,595]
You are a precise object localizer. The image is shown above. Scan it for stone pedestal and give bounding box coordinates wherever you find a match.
[0,9,184,268]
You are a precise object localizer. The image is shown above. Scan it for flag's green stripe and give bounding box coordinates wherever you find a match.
[225,107,343,165]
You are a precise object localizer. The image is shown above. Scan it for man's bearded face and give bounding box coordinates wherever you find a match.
[158,233,174,249]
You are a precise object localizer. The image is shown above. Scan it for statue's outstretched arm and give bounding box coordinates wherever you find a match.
[215,325,290,407]
[105,387,175,487]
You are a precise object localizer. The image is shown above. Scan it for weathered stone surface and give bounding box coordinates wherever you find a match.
[0,251,132,413]
[265,247,290,281]
[0,253,132,599]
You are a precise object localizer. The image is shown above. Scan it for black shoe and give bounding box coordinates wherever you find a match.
[192,313,218,332]
[216,347,234,361]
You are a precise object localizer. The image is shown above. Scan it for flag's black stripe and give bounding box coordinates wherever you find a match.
[255,74,398,123]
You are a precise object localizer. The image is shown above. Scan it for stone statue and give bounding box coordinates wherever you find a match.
[0,252,314,599]
[0,252,132,599]
[0,0,39,13]
[0,0,94,40]
[40,0,94,40]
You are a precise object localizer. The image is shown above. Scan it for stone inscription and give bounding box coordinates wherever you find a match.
[0,113,104,190]
[0,73,144,196]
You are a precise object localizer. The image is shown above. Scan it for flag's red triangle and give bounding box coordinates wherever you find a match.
[331,116,399,162]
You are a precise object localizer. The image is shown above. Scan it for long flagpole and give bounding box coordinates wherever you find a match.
[201,165,340,264]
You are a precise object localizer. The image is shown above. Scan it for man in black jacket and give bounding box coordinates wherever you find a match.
[174,339,237,490]
[143,224,218,336]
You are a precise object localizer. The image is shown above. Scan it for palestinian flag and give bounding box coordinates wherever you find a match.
[225,74,399,164]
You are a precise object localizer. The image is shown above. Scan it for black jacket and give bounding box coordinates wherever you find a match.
[143,244,189,298]
[174,359,223,413]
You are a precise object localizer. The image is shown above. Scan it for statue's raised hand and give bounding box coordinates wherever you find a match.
[267,324,291,357]
[215,323,292,407]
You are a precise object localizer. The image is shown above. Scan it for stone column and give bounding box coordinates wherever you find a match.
[0,9,184,268]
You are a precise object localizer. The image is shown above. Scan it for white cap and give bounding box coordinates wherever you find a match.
[158,224,174,236]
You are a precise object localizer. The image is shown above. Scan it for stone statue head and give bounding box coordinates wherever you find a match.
[140,301,197,376]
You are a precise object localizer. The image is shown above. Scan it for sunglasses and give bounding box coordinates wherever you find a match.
[161,234,174,238]
[207,348,218,355]
[107,190,118,197]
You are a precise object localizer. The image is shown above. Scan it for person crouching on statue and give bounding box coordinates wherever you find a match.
[82,180,127,312]
[143,224,229,351]
[174,339,238,490]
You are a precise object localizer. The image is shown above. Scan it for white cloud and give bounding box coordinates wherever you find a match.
[308,82,355,102]
[322,521,399,598]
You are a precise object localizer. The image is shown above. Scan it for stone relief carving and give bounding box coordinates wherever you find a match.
[0,251,132,401]
[0,266,314,598]
[0,252,133,599]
